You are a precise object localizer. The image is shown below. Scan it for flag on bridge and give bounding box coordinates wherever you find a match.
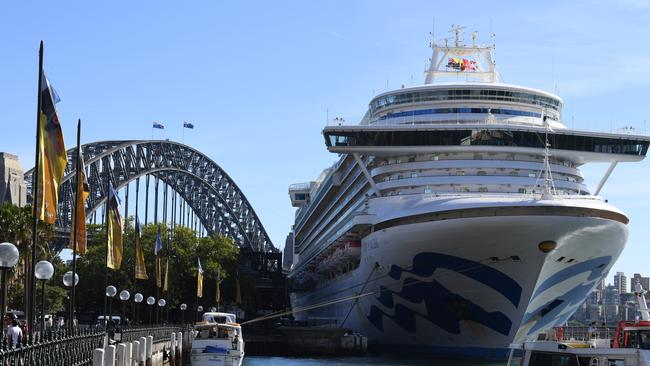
[69,145,90,254]
[154,228,163,287]
[183,121,194,129]
[153,122,165,129]
[163,256,169,291]
[36,71,67,224]
[106,183,123,270]
[134,216,148,280]
[197,257,204,298]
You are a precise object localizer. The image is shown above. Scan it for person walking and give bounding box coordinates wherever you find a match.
[7,320,23,348]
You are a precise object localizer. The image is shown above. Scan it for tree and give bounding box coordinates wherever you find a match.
[71,220,239,322]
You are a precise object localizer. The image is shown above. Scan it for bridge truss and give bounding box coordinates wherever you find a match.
[25,140,276,253]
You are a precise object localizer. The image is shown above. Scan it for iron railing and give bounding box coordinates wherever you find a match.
[0,325,189,365]
[120,325,187,344]
[0,328,105,366]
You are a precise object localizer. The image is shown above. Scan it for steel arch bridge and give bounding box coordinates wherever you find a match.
[25,140,276,253]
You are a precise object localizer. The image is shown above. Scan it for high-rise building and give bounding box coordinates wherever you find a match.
[614,272,628,294]
[631,273,650,292]
[0,152,27,207]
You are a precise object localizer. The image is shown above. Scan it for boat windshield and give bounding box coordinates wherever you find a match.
[628,330,650,349]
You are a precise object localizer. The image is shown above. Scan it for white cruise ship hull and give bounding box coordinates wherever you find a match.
[290,196,627,358]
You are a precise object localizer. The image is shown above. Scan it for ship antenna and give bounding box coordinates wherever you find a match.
[471,31,478,47]
[541,112,557,199]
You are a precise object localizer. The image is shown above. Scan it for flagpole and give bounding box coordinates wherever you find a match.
[70,118,81,332]
[29,41,44,342]
[104,167,110,329]
[133,177,139,322]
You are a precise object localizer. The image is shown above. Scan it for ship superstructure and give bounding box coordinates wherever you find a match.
[286,26,650,358]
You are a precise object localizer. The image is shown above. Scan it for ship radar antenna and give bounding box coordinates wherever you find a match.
[449,24,466,47]
[471,31,478,47]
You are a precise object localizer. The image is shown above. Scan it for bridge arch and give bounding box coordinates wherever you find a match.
[25,140,275,253]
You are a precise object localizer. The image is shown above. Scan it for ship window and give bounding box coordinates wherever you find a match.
[411,172,418,178]
[477,171,487,176]
[518,188,526,193]
[424,188,432,194]
[529,352,579,366]
[456,171,465,176]
[478,187,488,192]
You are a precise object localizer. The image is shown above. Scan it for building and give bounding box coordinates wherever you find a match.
[603,285,620,306]
[614,272,628,295]
[631,273,650,292]
[0,152,27,207]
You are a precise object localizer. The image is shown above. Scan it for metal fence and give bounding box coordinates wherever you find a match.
[0,328,106,366]
[0,325,188,365]
[120,325,186,344]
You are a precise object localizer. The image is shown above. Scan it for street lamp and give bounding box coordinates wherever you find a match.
[106,285,117,329]
[134,293,143,324]
[157,299,166,324]
[0,242,19,327]
[180,303,187,325]
[119,290,130,327]
[146,296,155,324]
[196,305,203,323]
[34,260,54,334]
[62,271,79,331]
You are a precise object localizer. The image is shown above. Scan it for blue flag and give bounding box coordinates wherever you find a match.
[135,215,141,238]
[183,122,194,129]
[154,228,163,255]
[153,122,165,129]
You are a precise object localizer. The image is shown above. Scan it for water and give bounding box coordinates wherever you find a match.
[243,356,506,366]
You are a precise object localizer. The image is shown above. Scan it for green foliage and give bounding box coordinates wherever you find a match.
[72,220,240,319]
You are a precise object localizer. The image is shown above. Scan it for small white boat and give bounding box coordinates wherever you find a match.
[191,312,244,366]
[508,282,650,366]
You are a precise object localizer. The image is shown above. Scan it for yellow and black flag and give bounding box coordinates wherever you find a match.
[106,183,123,269]
[163,256,169,291]
[36,72,67,224]
[197,257,204,298]
[215,269,221,305]
[69,146,89,254]
[134,216,148,280]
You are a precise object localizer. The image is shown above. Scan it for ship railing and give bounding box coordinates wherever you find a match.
[550,326,616,342]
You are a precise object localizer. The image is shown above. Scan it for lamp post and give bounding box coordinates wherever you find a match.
[119,290,130,327]
[105,285,117,329]
[146,296,155,324]
[196,305,203,323]
[157,299,166,324]
[0,242,19,335]
[34,261,54,334]
[134,293,143,324]
[62,271,79,328]
[180,303,187,325]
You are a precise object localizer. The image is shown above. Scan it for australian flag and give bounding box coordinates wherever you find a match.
[183,121,194,129]
[153,122,165,129]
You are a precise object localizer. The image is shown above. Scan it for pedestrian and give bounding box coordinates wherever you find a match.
[7,320,22,348]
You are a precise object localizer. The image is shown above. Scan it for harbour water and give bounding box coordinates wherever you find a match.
[243,356,506,366]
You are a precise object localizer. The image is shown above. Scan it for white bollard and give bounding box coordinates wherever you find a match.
[132,340,140,365]
[176,331,183,366]
[104,344,116,366]
[125,342,132,366]
[138,337,147,363]
[146,335,153,359]
[93,348,105,366]
[170,333,176,360]
[116,343,126,366]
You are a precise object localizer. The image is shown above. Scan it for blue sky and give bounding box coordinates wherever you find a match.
[1,1,649,283]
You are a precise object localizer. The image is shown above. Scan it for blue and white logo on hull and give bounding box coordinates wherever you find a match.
[366,252,522,336]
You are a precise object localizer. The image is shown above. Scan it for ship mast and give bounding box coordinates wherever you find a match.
[424,25,500,84]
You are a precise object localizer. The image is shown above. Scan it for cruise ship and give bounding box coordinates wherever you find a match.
[285,27,650,358]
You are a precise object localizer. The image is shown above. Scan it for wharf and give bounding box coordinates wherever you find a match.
[245,326,367,356]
